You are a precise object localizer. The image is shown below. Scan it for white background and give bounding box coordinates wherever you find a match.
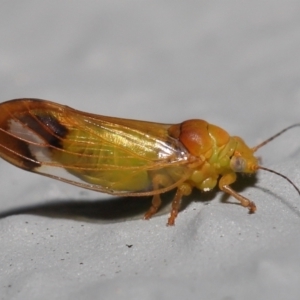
[1,1,300,299]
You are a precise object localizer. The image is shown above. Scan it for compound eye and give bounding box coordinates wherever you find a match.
[230,156,246,172]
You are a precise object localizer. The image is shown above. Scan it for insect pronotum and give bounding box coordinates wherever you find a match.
[0,99,299,225]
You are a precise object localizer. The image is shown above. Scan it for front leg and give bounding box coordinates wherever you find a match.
[219,173,256,213]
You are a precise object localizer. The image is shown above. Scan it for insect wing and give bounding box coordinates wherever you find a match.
[0,99,191,195]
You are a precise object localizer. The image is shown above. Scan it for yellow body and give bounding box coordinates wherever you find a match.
[0,99,260,225]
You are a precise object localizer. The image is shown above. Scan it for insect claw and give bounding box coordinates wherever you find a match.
[167,217,175,226]
[248,201,256,214]
[167,209,178,226]
[144,210,155,220]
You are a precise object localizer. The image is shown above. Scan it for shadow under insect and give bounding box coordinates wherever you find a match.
[0,188,218,223]
[4,171,298,223]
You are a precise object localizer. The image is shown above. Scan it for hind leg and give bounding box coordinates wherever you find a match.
[167,183,192,226]
[144,173,172,220]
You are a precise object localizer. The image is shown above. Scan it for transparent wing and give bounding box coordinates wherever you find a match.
[0,99,193,195]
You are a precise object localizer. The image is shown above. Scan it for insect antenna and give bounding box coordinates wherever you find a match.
[257,166,300,196]
[252,123,300,152]
[251,124,300,196]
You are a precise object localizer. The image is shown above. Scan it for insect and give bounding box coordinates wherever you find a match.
[0,99,299,225]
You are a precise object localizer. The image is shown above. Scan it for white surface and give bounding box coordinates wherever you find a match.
[1,1,300,299]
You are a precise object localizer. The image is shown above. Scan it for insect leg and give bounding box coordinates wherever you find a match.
[219,173,256,213]
[167,183,192,226]
[144,194,162,220]
[144,174,172,220]
[144,174,171,220]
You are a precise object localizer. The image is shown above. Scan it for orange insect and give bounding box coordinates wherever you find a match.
[0,98,299,225]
